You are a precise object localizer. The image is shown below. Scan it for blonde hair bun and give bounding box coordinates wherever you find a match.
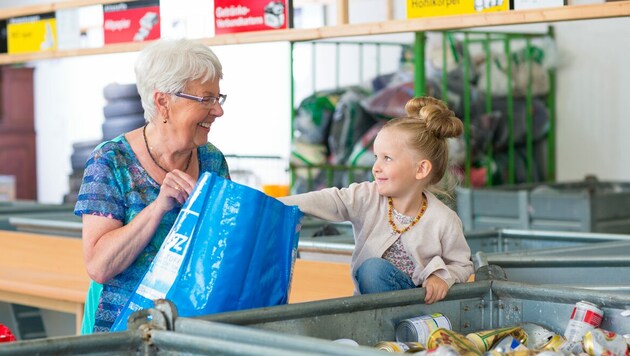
[404,96,463,140]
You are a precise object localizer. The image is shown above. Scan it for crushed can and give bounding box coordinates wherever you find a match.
[466,326,528,351]
[519,322,556,349]
[427,328,482,355]
[582,329,629,356]
[541,334,569,352]
[374,341,425,353]
[564,301,604,344]
[492,335,528,353]
[0,323,16,343]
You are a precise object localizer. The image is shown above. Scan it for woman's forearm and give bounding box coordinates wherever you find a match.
[82,201,167,283]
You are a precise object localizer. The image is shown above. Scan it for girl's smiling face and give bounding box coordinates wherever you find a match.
[372,127,425,198]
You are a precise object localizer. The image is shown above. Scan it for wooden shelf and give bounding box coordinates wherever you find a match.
[0,0,135,20]
[1,1,629,65]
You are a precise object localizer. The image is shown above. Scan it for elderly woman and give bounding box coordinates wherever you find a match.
[74,39,230,333]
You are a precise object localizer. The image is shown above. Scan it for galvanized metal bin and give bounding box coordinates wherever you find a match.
[7,211,82,237]
[475,240,630,293]
[456,179,630,233]
[297,228,630,263]
[0,301,383,356]
[0,201,74,231]
[465,229,630,254]
[199,280,630,346]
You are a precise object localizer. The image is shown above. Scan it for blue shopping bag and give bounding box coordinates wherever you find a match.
[111,172,302,332]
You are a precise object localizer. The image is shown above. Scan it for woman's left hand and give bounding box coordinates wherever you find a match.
[423,274,448,304]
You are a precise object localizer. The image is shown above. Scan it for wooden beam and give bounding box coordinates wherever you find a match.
[386,0,395,21]
[337,0,349,25]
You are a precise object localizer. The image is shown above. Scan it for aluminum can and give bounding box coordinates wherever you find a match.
[492,335,528,353]
[582,329,629,356]
[396,313,452,346]
[564,301,604,344]
[541,334,569,352]
[0,323,16,343]
[374,341,425,353]
[466,326,528,351]
[427,328,482,355]
[519,322,556,349]
[425,345,460,356]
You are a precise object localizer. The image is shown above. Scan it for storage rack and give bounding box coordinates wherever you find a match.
[289,29,555,190]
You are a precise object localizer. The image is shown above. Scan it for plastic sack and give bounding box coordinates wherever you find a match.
[111,172,303,332]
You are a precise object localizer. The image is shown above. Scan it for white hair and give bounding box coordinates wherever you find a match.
[135,39,223,121]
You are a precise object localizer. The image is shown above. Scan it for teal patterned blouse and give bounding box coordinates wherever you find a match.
[74,135,230,333]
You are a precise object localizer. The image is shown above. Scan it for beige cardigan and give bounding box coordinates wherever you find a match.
[279,181,473,294]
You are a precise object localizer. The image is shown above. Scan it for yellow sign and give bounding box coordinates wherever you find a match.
[407,0,509,18]
[7,14,57,54]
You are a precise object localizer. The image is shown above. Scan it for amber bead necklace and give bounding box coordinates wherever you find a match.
[387,194,427,235]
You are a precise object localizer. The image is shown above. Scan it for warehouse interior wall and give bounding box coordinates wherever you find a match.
[0,1,628,203]
[553,17,630,182]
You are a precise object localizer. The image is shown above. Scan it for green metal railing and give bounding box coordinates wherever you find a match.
[291,30,556,191]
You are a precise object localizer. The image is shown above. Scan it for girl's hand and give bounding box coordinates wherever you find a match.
[423,274,448,304]
[154,170,197,212]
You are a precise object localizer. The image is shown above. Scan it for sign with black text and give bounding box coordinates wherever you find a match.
[7,13,56,54]
[215,0,291,35]
[103,0,160,45]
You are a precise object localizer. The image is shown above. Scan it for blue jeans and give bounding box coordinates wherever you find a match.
[355,258,416,294]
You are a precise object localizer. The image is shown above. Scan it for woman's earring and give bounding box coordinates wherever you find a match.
[163,118,167,124]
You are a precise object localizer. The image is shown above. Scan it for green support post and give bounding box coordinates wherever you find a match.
[547,27,557,182]
[525,38,534,183]
[463,33,472,187]
[505,36,515,184]
[484,33,494,186]
[414,32,426,97]
[441,32,448,104]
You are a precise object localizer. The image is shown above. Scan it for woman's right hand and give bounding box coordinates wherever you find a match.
[83,169,197,283]
[154,169,198,212]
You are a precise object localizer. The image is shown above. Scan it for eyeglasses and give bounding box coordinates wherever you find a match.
[175,92,227,106]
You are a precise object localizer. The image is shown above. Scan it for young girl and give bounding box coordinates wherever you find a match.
[279,96,473,304]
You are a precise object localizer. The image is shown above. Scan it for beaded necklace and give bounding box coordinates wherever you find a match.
[142,123,192,174]
[387,194,427,235]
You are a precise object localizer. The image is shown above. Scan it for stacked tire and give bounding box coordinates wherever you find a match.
[102,83,146,140]
[64,83,146,204]
[64,140,101,204]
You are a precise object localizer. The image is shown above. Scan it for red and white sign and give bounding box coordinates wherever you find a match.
[215,0,291,35]
[103,0,160,45]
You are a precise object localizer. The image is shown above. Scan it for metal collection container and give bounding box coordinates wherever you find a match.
[456,179,630,233]
[197,280,630,346]
[0,202,74,231]
[0,300,384,356]
[297,228,630,263]
[474,240,630,293]
[4,282,628,354]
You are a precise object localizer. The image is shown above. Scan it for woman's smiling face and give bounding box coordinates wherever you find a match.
[169,77,224,148]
